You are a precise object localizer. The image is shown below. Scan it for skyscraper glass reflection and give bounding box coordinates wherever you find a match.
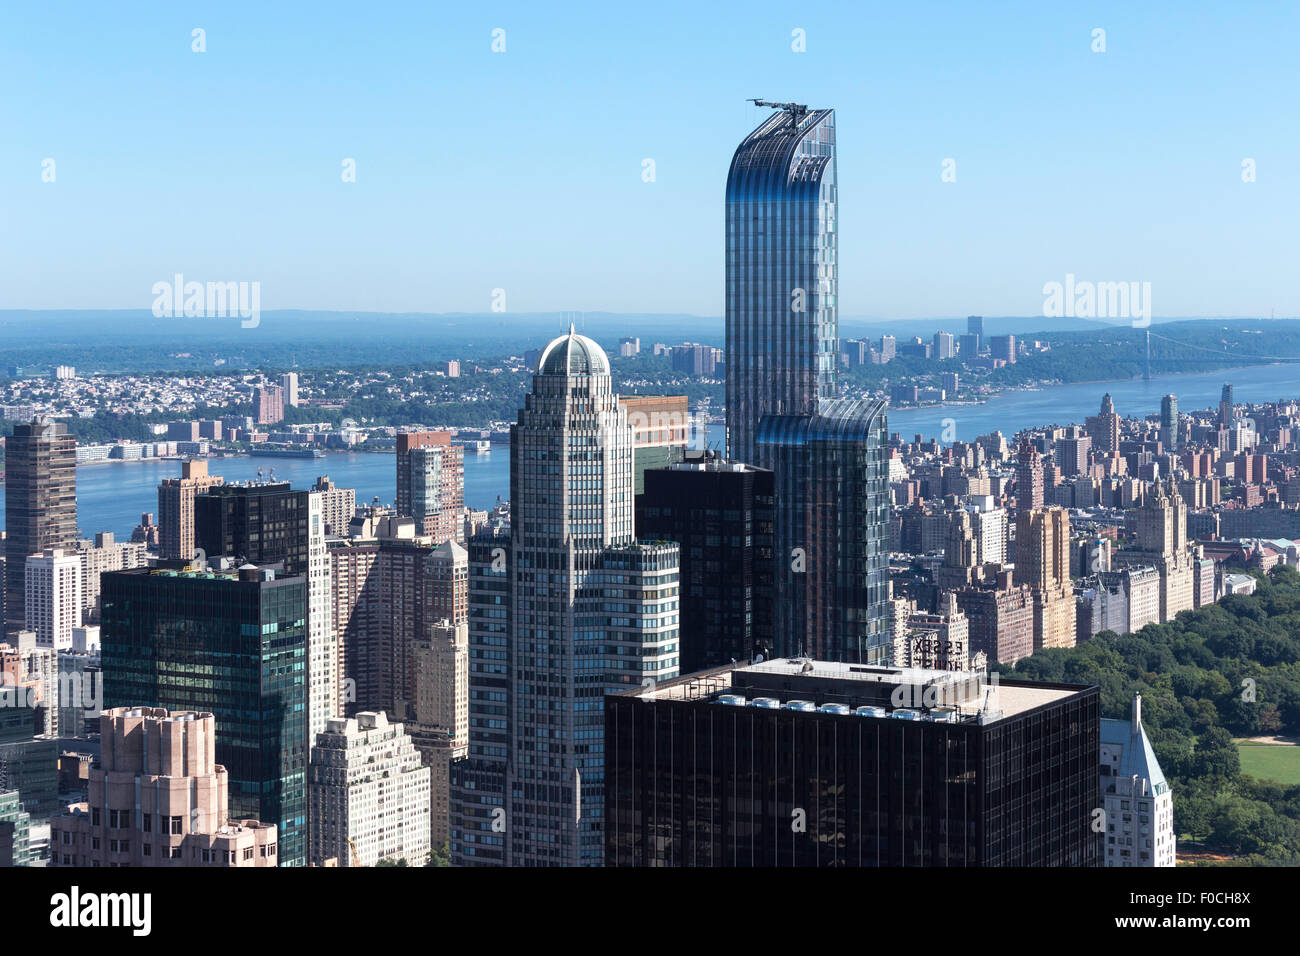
[725,106,838,466]
[725,105,889,663]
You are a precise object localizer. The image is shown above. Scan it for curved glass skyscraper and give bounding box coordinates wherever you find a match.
[725,105,838,466]
[725,104,890,663]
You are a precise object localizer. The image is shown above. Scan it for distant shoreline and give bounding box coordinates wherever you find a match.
[73,448,396,468]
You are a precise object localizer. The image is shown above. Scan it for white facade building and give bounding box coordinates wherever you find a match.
[308,712,431,867]
[1100,693,1175,867]
[307,493,340,740]
[24,549,82,651]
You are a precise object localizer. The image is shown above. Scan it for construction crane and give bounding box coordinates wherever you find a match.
[346,837,362,867]
[749,98,809,123]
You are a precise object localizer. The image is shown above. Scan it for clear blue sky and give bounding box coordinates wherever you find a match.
[1,1,1296,319]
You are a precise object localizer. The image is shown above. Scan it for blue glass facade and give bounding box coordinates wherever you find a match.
[758,398,891,662]
[725,107,838,466]
[725,106,890,663]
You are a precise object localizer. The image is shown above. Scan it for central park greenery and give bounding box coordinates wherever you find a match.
[995,564,1300,865]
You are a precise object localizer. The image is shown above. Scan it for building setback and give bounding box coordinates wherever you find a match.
[308,711,430,867]
[606,659,1099,867]
[50,707,278,867]
[472,329,681,867]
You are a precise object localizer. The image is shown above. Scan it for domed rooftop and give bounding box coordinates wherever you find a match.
[536,325,611,376]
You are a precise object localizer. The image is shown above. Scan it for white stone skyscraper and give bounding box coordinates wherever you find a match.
[1100,693,1175,866]
[24,548,82,651]
[308,711,430,867]
[505,327,680,866]
[307,492,340,739]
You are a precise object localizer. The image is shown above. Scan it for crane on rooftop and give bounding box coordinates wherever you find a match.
[749,98,809,124]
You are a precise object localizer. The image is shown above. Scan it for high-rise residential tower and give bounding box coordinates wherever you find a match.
[1100,693,1175,866]
[23,549,82,651]
[308,712,430,867]
[1219,383,1235,428]
[395,431,465,544]
[4,420,77,634]
[309,475,355,537]
[724,105,889,663]
[725,103,838,466]
[158,459,223,560]
[1087,393,1121,454]
[1015,438,1045,512]
[1160,394,1179,453]
[253,385,285,425]
[281,372,300,408]
[307,491,339,740]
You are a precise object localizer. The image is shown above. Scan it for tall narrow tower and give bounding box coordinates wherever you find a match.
[725,103,838,465]
[507,328,679,865]
[4,420,77,634]
[1160,394,1179,453]
[724,104,889,663]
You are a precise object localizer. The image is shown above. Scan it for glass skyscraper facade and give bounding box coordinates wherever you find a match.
[725,106,890,663]
[725,106,838,466]
[607,662,1100,868]
[100,566,310,866]
[758,397,890,663]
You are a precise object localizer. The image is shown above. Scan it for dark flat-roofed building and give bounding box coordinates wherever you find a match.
[606,657,1099,867]
[194,481,309,574]
[636,453,774,671]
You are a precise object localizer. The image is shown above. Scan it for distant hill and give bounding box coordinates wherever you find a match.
[0,310,1291,375]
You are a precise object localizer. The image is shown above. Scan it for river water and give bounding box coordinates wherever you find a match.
[10,362,1300,541]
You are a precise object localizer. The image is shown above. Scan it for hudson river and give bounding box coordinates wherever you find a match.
[10,361,1300,541]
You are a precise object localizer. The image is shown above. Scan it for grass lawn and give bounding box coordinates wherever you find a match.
[1236,741,1300,785]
